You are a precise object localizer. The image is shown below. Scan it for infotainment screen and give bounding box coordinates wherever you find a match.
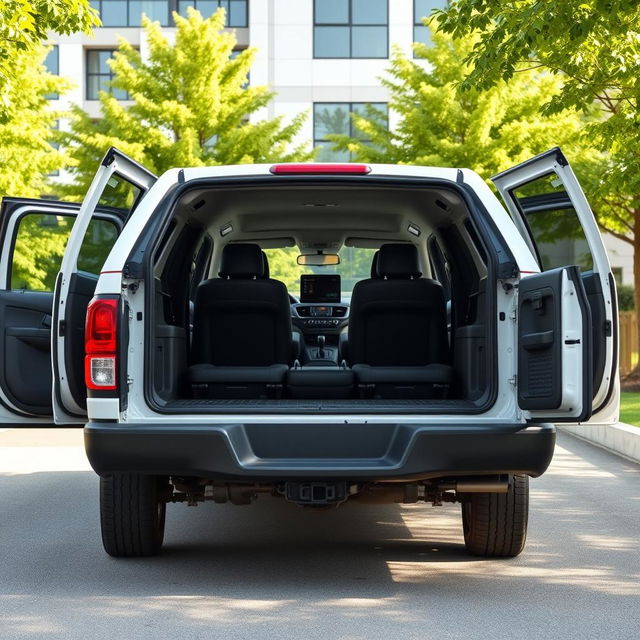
[300,274,341,303]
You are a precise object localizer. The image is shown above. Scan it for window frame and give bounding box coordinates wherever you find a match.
[85,48,132,100]
[7,211,121,292]
[313,0,389,59]
[90,0,249,28]
[177,0,248,27]
[90,0,171,27]
[312,101,388,161]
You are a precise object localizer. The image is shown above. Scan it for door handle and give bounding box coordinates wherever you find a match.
[521,330,554,350]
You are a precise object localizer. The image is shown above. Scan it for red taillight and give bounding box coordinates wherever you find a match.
[269,163,371,175]
[85,297,119,391]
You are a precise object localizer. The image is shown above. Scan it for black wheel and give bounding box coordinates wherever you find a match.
[100,473,168,557]
[462,474,529,558]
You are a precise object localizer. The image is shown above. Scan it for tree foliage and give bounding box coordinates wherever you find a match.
[0,0,98,117]
[59,8,310,200]
[0,44,69,197]
[436,1,640,191]
[435,0,640,373]
[329,27,593,177]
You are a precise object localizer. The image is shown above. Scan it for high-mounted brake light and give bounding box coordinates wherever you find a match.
[269,163,371,175]
[85,297,119,391]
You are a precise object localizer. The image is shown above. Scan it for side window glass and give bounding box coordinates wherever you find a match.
[510,173,594,272]
[427,236,451,300]
[11,213,73,291]
[11,213,119,291]
[99,173,142,213]
[77,219,119,275]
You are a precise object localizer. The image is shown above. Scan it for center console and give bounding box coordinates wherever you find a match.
[292,273,349,365]
[288,273,354,396]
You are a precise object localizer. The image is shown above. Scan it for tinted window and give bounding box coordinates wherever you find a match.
[78,219,120,275]
[10,214,118,291]
[177,1,248,27]
[315,0,348,23]
[86,49,129,100]
[90,0,170,27]
[98,173,142,212]
[314,0,388,58]
[414,0,448,48]
[313,102,388,161]
[510,173,594,272]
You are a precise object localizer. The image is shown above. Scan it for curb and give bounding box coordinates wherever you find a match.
[559,422,640,465]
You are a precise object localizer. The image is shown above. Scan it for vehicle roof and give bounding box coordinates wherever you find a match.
[178,163,467,183]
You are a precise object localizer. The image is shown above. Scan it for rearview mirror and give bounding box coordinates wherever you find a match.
[297,253,340,266]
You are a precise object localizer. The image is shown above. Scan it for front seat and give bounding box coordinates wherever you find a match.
[349,243,454,398]
[188,243,292,398]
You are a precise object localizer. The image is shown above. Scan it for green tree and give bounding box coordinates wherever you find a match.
[436,0,640,374]
[329,29,593,175]
[59,8,310,200]
[0,44,69,197]
[0,0,98,117]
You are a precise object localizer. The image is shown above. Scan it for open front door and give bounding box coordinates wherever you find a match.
[53,148,156,424]
[492,147,619,424]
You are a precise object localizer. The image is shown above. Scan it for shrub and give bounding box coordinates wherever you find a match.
[618,284,635,311]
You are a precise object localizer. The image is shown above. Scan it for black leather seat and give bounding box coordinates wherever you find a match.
[370,250,380,278]
[188,243,291,398]
[349,243,454,398]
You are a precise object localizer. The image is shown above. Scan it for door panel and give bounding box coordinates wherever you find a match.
[492,147,618,423]
[518,267,592,421]
[0,291,54,416]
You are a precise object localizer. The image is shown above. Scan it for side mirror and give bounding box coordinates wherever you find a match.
[297,253,340,266]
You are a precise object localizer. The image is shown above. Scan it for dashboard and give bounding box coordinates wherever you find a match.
[291,302,349,330]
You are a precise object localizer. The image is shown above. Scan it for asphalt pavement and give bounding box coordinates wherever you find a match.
[1,428,639,640]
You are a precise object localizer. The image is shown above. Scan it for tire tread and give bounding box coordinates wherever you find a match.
[463,474,529,558]
[100,473,165,557]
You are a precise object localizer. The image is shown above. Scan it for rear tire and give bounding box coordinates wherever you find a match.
[100,473,167,557]
[462,474,529,558]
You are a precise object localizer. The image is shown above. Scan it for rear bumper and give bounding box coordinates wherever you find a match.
[84,421,556,481]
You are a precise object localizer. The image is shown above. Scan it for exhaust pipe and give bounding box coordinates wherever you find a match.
[438,477,509,493]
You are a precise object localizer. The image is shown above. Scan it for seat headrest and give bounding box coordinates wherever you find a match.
[261,251,270,279]
[377,244,422,279]
[219,244,265,279]
[370,250,380,278]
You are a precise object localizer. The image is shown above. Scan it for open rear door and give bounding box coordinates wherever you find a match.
[492,147,619,424]
[52,148,156,424]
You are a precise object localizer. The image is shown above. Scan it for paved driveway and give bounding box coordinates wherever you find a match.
[1,429,639,639]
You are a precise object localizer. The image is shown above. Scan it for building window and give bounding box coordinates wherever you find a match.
[86,50,129,100]
[178,1,248,27]
[44,46,59,100]
[90,0,170,27]
[313,102,388,161]
[414,0,448,48]
[314,0,388,59]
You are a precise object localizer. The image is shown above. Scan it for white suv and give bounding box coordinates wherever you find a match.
[0,148,618,558]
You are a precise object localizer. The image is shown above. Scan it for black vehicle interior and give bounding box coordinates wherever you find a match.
[148,181,493,413]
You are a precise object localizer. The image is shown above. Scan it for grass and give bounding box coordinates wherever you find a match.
[619,392,640,427]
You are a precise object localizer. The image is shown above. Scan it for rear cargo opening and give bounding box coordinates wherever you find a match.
[142,178,498,415]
